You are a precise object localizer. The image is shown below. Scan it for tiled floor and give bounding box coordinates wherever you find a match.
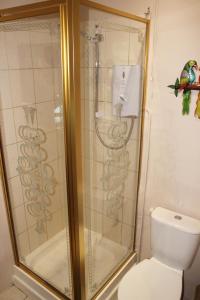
[0,285,118,300]
[0,286,32,300]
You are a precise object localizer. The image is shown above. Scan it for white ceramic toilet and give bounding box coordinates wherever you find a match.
[118,207,200,300]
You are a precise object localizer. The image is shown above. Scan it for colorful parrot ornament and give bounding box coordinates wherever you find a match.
[168,60,200,116]
[180,60,198,114]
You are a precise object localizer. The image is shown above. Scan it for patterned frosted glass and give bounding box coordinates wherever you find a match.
[0,14,72,298]
[80,6,146,299]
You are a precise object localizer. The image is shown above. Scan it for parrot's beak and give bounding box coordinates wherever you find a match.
[194,64,198,70]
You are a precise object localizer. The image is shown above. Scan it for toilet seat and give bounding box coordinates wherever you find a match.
[118,258,183,300]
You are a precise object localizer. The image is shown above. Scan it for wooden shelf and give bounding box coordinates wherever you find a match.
[178,84,200,91]
[169,83,200,91]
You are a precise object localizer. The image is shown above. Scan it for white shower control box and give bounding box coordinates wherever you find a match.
[112,65,141,118]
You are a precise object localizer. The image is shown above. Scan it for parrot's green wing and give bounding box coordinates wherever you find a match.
[182,90,191,115]
[180,69,189,85]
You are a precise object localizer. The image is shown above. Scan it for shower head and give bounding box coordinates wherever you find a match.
[80,31,104,43]
[94,24,104,43]
[94,33,104,43]
[81,24,104,43]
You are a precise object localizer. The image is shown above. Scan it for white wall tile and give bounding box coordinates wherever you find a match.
[36,101,56,133]
[59,184,68,210]
[84,100,94,131]
[104,199,123,222]
[86,210,103,234]
[13,105,37,142]
[0,32,8,70]
[0,71,12,110]
[128,32,144,65]
[140,215,151,261]
[130,117,140,140]
[55,157,66,186]
[122,224,134,249]
[90,188,104,213]
[56,129,65,158]
[93,132,104,162]
[43,130,57,162]
[104,67,113,102]
[127,139,139,172]
[30,29,53,68]
[5,31,32,69]
[9,69,35,107]
[47,210,63,239]
[103,216,122,244]
[80,67,85,100]
[50,159,59,180]
[84,68,94,101]
[135,215,143,255]
[34,68,54,103]
[124,171,138,197]
[8,176,23,208]
[12,205,26,234]
[3,144,18,178]
[46,160,61,214]
[54,67,62,102]
[122,197,137,226]
[51,31,61,68]
[104,102,112,117]
[28,224,47,252]
[17,230,30,259]
[97,68,105,101]
[48,188,61,214]
[0,109,16,145]
[104,31,129,67]
[93,161,104,190]
[25,202,36,228]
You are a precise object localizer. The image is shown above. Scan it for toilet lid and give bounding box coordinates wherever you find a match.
[118,258,182,300]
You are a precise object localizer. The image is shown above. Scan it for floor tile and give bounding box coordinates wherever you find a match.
[0,286,26,300]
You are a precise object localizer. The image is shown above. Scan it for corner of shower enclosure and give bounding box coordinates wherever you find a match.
[0,1,150,299]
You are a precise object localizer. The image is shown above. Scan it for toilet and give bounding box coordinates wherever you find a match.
[118,207,200,300]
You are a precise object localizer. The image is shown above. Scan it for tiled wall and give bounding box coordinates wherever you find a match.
[0,17,67,260]
[80,8,145,250]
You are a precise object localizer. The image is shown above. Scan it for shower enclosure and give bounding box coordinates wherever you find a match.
[0,1,149,299]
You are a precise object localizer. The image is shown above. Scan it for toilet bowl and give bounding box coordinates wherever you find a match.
[118,207,200,300]
[118,258,182,300]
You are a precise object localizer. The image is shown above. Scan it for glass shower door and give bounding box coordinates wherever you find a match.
[80,4,147,299]
[0,9,72,298]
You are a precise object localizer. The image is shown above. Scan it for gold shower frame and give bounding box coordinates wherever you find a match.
[0,1,150,300]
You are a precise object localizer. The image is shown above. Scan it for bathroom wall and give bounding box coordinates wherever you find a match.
[95,0,200,300]
[139,1,200,299]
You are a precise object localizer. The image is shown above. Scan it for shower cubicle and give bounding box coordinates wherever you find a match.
[0,1,149,299]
